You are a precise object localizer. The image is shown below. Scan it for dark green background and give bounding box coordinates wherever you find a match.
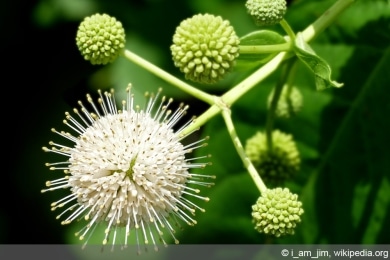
[2,0,390,246]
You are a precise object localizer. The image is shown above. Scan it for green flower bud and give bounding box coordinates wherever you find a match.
[76,13,126,65]
[245,130,300,185]
[268,86,303,118]
[245,0,287,26]
[171,13,240,84]
[252,187,304,237]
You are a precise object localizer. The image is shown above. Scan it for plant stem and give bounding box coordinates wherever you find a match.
[265,83,282,151]
[122,0,353,106]
[302,0,355,43]
[179,104,221,138]
[239,42,291,54]
[122,49,216,105]
[123,0,354,139]
[221,109,267,194]
[265,58,298,150]
[280,19,296,42]
[223,52,288,106]
[222,0,354,110]
[179,52,288,137]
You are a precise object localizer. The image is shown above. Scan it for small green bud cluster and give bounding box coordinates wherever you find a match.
[171,13,240,84]
[252,187,304,237]
[245,130,300,185]
[76,13,126,65]
[268,86,303,118]
[245,0,287,26]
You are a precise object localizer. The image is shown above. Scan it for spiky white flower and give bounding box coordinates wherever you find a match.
[42,85,213,251]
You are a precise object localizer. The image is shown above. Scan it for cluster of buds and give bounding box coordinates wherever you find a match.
[76,13,125,65]
[245,0,287,26]
[245,130,300,185]
[170,13,240,84]
[252,187,304,237]
[246,130,304,237]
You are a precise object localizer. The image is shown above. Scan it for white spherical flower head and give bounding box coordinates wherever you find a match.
[42,85,214,250]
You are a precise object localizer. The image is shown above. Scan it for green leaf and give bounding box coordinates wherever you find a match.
[236,30,287,71]
[294,33,344,90]
[301,47,390,243]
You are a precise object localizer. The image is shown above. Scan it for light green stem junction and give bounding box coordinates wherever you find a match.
[223,52,288,106]
[180,51,288,137]
[122,0,355,138]
[222,109,267,194]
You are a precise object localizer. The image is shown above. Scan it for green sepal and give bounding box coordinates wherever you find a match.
[294,33,343,90]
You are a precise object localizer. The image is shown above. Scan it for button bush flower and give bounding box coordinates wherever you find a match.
[171,13,240,84]
[42,85,213,249]
[245,130,300,185]
[245,0,287,26]
[252,187,304,237]
[76,13,126,65]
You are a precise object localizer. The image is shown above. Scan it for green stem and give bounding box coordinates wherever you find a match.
[123,0,354,140]
[122,0,353,106]
[265,80,283,151]
[178,104,220,138]
[302,0,355,42]
[280,19,296,42]
[285,81,293,97]
[239,42,291,54]
[265,59,298,150]
[223,52,288,106]
[122,49,215,105]
[221,109,267,194]
[179,52,288,137]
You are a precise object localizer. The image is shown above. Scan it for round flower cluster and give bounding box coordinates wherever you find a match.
[245,130,300,185]
[42,85,213,249]
[252,187,304,237]
[171,13,240,84]
[76,13,126,65]
[245,0,287,26]
[268,86,303,118]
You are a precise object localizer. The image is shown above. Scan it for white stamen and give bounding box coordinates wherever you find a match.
[42,87,213,249]
[65,112,87,133]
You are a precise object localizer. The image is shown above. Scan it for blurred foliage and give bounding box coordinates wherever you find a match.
[181,0,390,245]
[3,0,390,255]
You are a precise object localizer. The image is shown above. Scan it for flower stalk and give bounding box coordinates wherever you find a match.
[179,51,288,137]
[265,58,297,150]
[239,42,291,54]
[302,0,355,43]
[222,109,267,194]
[122,49,215,105]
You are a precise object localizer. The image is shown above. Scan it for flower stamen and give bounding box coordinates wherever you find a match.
[42,84,213,249]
